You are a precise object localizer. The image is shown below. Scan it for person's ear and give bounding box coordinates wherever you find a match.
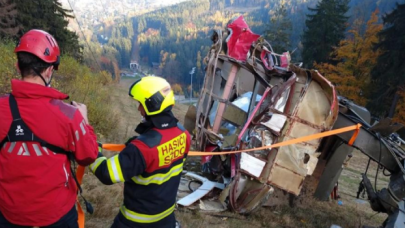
[46,65,54,77]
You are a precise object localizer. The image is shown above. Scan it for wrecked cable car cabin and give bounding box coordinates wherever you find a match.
[180,16,339,214]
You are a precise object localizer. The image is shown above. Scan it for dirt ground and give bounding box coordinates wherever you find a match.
[82,78,388,228]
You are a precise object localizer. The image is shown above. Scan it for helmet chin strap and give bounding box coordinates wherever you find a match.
[33,68,52,87]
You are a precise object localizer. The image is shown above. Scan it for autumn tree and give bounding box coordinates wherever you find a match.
[367,3,405,118]
[0,0,19,38]
[265,1,292,53]
[14,0,81,58]
[172,83,184,95]
[302,0,349,68]
[163,59,181,82]
[314,10,382,106]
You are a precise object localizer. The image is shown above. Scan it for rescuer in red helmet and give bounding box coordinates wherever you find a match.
[0,29,99,227]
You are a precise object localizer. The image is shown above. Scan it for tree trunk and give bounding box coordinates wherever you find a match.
[388,91,400,118]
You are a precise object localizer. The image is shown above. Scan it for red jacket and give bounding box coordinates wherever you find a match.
[0,80,98,226]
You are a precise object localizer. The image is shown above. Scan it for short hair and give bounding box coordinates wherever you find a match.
[17,52,52,77]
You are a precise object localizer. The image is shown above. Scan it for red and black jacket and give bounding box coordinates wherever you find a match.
[90,115,190,228]
[0,80,98,226]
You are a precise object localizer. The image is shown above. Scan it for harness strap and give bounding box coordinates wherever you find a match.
[0,94,93,219]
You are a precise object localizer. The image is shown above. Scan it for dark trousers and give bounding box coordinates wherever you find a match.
[111,211,176,228]
[0,205,78,228]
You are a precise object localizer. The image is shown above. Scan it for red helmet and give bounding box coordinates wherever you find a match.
[15,29,60,70]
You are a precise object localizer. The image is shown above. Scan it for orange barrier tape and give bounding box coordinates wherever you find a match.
[77,165,85,185]
[102,144,126,151]
[74,123,361,227]
[76,165,85,228]
[348,125,361,146]
[77,200,85,228]
[102,124,362,156]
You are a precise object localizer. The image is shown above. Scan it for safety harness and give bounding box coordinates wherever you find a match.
[0,94,93,215]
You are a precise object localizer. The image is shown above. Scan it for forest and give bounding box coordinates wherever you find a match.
[85,0,399,87]
[1,0,405,120]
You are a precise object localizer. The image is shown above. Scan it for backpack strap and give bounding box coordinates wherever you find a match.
[1,94,70,154]
[0,94,93,214]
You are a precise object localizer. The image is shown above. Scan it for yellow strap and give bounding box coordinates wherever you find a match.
[102,124,362,156]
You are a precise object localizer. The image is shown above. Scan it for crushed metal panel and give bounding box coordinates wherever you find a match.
[288,122,322,146]
[221,127,241,149]
[286,75,308,116]
[261,114,287,133]
[229,173,274,214]
[272,143,318,176]
[198,60,224,117]
[212,63,239,132]
[222,104,248,126]
[234,67,256,95]
[265,76,337,195]
[267,163,305,195]
[296,82,331,126]
[240,153,266,178]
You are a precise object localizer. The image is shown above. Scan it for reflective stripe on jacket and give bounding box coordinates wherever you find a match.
[91,123,190,227]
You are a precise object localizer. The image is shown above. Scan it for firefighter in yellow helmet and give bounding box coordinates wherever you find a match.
[90,76,190,228]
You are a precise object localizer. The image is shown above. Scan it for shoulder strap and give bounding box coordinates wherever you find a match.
[1,95,93,214]
[1,94,69,155]
[9,94,21,120]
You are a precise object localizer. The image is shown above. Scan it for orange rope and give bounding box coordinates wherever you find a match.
[76,165,85,228]
[102,124,362,156]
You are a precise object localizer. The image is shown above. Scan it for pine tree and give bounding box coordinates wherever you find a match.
[301,0,349,68]
[265,1,292,53]
[0,0,19,38]
[367,3,405,118]
[14,0,81,58]
[314,10,382,106]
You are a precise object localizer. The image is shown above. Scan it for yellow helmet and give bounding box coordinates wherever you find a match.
[128,76,175,116]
